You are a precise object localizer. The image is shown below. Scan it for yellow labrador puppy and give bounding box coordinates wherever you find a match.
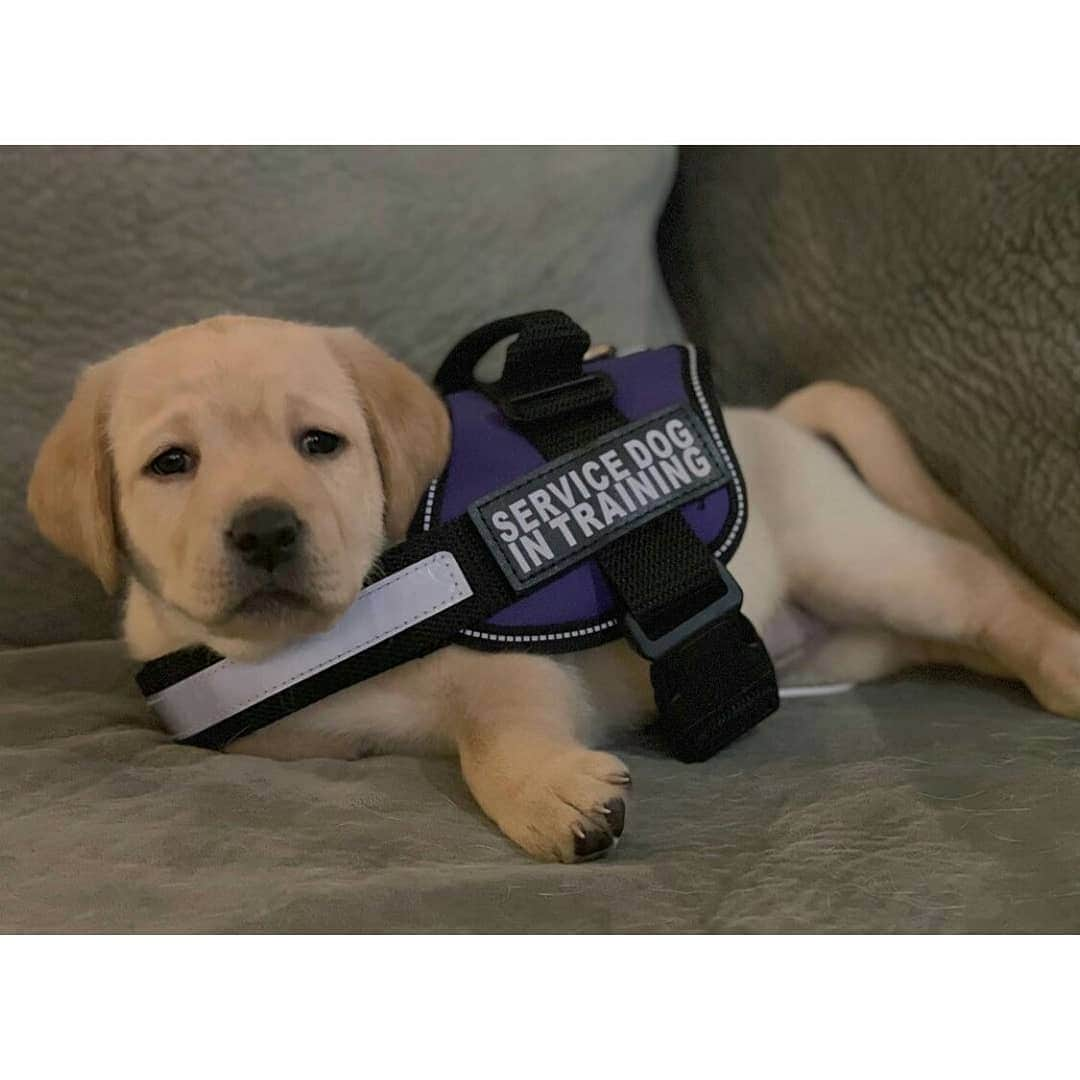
[28,316,1080,861]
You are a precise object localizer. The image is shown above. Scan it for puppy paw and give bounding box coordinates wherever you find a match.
[478,748,631,863]
[1031,635,1080,719]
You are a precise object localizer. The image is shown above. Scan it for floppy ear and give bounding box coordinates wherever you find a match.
[27,361,120,593]
[323,328,451,542]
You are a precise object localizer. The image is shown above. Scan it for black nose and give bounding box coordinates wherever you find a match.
[226,503,302,571]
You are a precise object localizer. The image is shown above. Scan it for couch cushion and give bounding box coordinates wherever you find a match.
[1,147,682,646]
[3,642,1078,931]
[660,147,1080,616]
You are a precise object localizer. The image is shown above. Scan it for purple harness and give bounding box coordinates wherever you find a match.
[418,343,746,651]
[137,312,778,761]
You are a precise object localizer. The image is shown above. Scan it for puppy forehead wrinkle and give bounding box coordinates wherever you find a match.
[112,396,195,454]
[117,355,349,433]
[284,387,363,428]
[117,390,214,440]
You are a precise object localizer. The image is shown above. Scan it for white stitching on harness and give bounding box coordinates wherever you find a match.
[422,477,438,531]
[460,618,619,643]
[685,343,746,557]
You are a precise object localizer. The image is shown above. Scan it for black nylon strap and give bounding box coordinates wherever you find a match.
[435,310,591,396]
[649,613,779,763]
[513,399,780,759]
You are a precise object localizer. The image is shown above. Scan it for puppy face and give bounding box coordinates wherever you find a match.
[111,319,382,639]
[28,316,449,658]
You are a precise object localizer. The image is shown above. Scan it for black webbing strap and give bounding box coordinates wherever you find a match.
[648,613,778,760]
[435,310,592,396]
[446,311,779,762]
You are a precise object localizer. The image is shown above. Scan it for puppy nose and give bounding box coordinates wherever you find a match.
[226,503,302,571]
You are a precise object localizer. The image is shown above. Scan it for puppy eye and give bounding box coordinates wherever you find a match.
[147,447,196,477]
[299,429,345,456]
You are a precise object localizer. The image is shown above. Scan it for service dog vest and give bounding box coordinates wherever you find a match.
[137,312,779,761]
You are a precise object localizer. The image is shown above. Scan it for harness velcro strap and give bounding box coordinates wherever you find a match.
[498,372,615,424]
[649,613,780,762]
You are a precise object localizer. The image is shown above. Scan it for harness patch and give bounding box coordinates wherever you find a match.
[469,404,729,592]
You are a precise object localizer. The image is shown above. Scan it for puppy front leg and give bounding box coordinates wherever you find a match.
[438,647,631,862]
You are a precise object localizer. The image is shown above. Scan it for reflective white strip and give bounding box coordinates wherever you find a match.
[149,551,472,740]
[778,683,854,699]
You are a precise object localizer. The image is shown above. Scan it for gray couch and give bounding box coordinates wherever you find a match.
[4,147,1080,931]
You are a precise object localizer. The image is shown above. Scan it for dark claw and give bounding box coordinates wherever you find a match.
[574,825,616,861]
[603,797,626,838]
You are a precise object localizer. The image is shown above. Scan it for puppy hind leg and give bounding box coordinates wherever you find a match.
[777,629,1011,689]
[784,464,1080,717]
[919,640,1011,679]
[778,628,922,687]
[776,381,1003,557]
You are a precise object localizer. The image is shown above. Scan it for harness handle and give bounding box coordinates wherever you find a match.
[434,310,591,396]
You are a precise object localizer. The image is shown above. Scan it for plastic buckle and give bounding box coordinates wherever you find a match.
[500,372,614,423]
[625,562,744,661]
